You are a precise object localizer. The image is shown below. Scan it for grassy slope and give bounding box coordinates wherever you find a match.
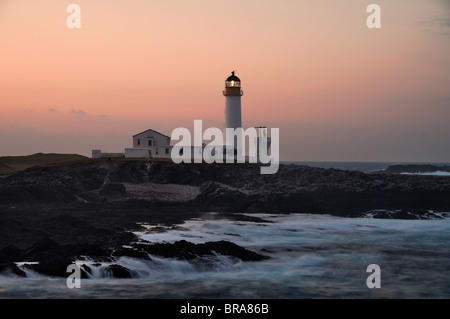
[0,153,90,175]
[0,163,16,174]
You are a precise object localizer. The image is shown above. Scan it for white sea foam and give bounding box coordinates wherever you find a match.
[400,171,450,176]
[1,214,449,298]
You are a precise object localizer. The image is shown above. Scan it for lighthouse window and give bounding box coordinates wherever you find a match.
[226,81,240,88]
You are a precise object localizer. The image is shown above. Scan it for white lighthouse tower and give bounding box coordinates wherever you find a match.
[223,71,243,151]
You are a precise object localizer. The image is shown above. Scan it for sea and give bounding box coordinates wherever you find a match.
[282,161,450,174]
[0,161,449,299]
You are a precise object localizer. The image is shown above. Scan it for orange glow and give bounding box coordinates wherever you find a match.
[1,1,449,161]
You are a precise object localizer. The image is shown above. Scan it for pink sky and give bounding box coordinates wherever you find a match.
[1,0,449,161]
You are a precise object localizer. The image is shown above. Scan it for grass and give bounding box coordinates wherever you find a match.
[0,152,264,175]
[0,153,181,175]
[0,153,91,175]
[0,163,16,174]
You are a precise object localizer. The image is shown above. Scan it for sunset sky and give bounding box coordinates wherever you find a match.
[1,0,449,161]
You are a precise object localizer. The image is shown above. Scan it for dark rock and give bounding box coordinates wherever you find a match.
[195,182,250,212]
[109,232,139,247]
[91,256,114,263]
[72,244,111,259]
[21,238,112,277]
[139,240,197,260]
[139,240,268,261]
[2,160,450,216]
[102,264,136,278]
[80,263,92,274]
[12,264,27,277]
[0,262,27,277]
[24,238,62,261]
[199,181,222,194]
[358,209,449,220]
[24,256,74,277]
[0,186,34,204]
[109,162,148,183]
[22,237,112,263]
[0,159,450,281]
[99,183,127,197]
[75,167,109,191]
[112,248,151,260]
[0,245,22,263]
[203,241,269,261]
[79,264,92,279]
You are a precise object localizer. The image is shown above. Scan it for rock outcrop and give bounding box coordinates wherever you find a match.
[1,159,449,278]
[1,160,449,214]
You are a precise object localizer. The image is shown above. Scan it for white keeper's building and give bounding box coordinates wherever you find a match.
[124,129,171,159]
[92,129,172,159]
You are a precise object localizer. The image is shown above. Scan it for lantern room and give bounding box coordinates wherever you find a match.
[223,71,243,96]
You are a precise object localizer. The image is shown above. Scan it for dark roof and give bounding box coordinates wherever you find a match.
[133,129,170,139]
[226,71,240,82]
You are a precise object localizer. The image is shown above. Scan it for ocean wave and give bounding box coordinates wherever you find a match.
[400,171,450,176]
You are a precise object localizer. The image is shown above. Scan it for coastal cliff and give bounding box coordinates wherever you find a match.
[1,159,449,278]
[1,160,449,215]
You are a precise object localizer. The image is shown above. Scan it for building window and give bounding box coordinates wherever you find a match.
[137,138,140,146]
[165,147,169,155]
[148,139,153,146]
[156,147,159,155]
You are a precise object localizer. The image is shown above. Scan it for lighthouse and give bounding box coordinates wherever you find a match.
[223,71,243,151]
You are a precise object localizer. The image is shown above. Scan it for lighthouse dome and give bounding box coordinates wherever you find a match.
[226,71,240,82]
[225,71,241,89]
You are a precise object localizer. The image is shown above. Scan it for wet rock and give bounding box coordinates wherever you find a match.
[359,209,449,220]
[79,264,92,279]
[102,264,136,278]
[111,248,151,260]
[138,240,197,260]
[203,241,269,261]
[0,262,27,277]
[24,256,74,277]
[21,238,112,273]
[138,240,268,262]
[72,244,111,260]
[0,159,449,281]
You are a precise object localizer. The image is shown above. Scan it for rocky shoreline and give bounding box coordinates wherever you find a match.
[1,160,449,278]
[372,164,450,175]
